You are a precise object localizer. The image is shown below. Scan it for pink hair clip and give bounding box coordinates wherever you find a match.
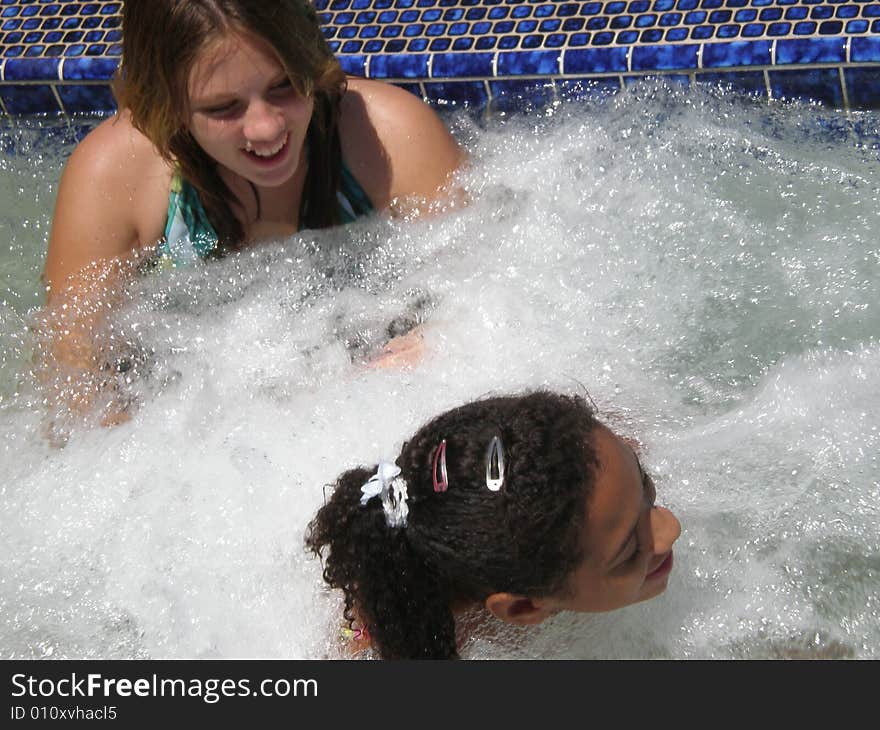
[432,439,448,493]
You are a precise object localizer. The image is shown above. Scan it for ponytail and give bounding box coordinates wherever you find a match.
[306,464,458,659]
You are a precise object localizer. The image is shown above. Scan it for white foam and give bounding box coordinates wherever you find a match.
[1,84,879,658]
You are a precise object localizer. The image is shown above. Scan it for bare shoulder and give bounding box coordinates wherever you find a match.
[339,77,465,209]
[66,111,171,201]
[44,111,172,293]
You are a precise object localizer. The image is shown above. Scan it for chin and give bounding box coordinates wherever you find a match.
[637,582,670,605]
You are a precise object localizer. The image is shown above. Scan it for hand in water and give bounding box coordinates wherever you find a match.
[366,327,425,370]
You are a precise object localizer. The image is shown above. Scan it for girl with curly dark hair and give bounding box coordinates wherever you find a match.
[306,390,681,659]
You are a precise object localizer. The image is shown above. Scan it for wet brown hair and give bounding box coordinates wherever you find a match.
[114,0,348,251]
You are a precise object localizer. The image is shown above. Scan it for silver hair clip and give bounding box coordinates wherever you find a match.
[485,436,505,492]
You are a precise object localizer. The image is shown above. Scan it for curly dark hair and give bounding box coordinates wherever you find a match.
[305,390,601,659]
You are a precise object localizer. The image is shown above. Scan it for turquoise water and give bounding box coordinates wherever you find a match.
[1,82,878,658]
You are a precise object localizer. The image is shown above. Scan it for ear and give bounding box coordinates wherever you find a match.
[484,592,559,627]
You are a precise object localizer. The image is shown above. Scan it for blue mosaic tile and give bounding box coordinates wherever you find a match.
[0,83,60,113]
[851,36,880,62]
[337,54,367,76]
[733,9,756,22]
[843,66,880,109]
[56,82,115,113]
[4,56,59,80]
[818,19,843,34]
[767,22,792,35]
[563,46,629,74]
[367,52,428,77]
[423,79,488,106]
[793,21,818,34]
[776,37,846,64]
[702,40,772,67]
[0,0,878,115]
[632,42,698,70]
[432,51,494,77]
[769,67,844,107]
[759,8,783,21]
[497,48,560,74]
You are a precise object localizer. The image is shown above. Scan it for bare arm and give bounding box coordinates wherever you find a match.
[39,114,170,438]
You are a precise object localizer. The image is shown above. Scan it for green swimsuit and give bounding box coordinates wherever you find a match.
[157,164,374,267]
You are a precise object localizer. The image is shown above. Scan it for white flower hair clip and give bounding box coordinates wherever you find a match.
[360,461,410,528]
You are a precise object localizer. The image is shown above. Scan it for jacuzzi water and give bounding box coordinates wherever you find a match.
[1,81,878,659]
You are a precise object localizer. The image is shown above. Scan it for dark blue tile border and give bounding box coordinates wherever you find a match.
[702,40,773,68]
[368,52,429,78]
[431,51,493,78]
[423,79,488,107]
[0,83,61,114]
[563,46,629,74]
[497,49,561,75]
[488,78,556,113]
[1,2,879,114]
[775,37,846,65]
[695,70,767,97]
[850,37,880,63]
[61,56,118,81]
[56,82,115,113]
[843,66,880,109]
[631,43,699,71]
[556,76,623,100]
[4,57,60,81]
[624,73,690,88]
[769,67,844,107]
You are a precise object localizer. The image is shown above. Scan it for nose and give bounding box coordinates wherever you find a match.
[242,98,284,143]
[650,506,681,556]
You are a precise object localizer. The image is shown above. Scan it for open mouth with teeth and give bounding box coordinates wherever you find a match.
[243,132,289,163]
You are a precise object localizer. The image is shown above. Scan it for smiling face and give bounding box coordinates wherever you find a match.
[551,425,682,613]
[186,29,314,191]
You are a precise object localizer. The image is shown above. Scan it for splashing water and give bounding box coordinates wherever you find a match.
[1,82,878,659]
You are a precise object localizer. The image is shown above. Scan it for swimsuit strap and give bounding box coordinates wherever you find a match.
[158,173,220,265]
[337,163,374,223]
[158,164,374,267]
